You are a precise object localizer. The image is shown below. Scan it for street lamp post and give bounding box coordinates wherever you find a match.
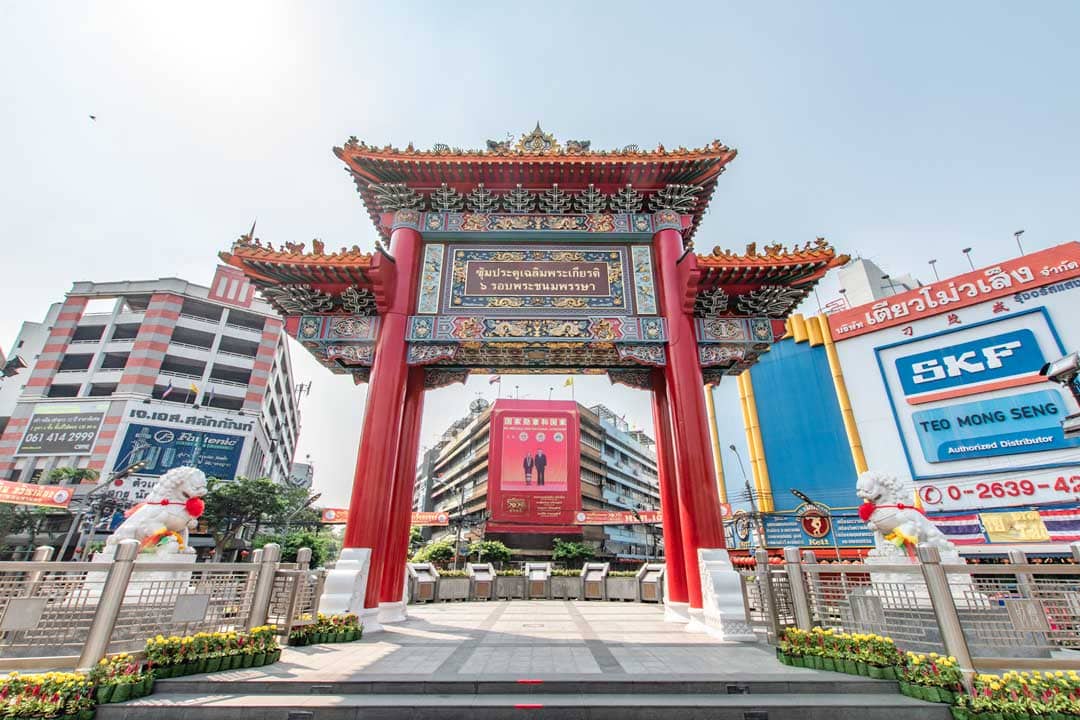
[962,247,975,271]
[729,444,768,549]
[1014,230,1026,256]
[928,259,940,282]
[453,484,466,571]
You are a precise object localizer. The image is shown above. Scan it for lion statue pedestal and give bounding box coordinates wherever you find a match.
[855,470,971,605]
[88,466,209,601]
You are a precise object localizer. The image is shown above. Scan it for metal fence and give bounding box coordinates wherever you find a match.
[0,540,325,671]
[747,542,1080,680]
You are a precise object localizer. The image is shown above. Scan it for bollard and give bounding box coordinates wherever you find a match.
[783,547,812,631]
[1007,549,1033,599]
[77,539,139,671]
[755,548,781,642]
[247,543,281,630]
[1071,542,1080,564]
[296,547,312,571]
[25,546,56,600]
[917,544,975,690]
[250,548,263,564]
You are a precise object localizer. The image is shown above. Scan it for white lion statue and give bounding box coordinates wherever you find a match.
[855,470,955,556]
[107,466,209,555]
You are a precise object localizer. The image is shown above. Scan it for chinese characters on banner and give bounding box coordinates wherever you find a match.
[487,399,581,533]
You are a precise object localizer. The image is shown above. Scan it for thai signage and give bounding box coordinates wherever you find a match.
[875,310,1078,480]
[464,261,611,297]
[125,402,254,433]
[0,480,74,509]
[828,242,1080,341]
[760,506,876,548]
[487,399,581,532]
[573,510,661,525]
[320,509,449,525]
[15,402,109,456]
[441,246,634,314]
[114,424,245,479]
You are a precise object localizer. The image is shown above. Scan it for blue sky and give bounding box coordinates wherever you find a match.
[3,1,1077,505]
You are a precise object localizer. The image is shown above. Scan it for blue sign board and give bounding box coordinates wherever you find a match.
[114,424,245,479]
[912,389,1080,463]
[894,329,1044,399]
[761,511,876,549]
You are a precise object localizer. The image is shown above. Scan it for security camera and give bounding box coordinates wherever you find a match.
[1040,352,1080,385]
[1,355,28,378]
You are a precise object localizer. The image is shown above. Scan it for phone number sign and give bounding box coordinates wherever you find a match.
[918,469,1080,512]
[15,403,109,456]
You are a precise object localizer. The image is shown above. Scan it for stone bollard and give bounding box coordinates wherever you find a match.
[247,543,281,630]
[77,539,139,671]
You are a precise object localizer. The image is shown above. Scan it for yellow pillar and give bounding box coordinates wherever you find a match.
[738,370,774,512]
[736,372,759,493]
[817,314,868,473]
[704,384,727,503]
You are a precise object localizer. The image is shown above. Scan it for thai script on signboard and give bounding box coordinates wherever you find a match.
[1013,277,1080,304]
[464,261,610,297]
[894,329,1045,404]
[127,406,254,433]
[15,403,109,456]
[573,510,662,525]
[0,480,73,509]
[828,242,1080,340]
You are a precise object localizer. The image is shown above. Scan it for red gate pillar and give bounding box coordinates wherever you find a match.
[652,224,727,610]
[377,366,426,620]
[328,218,422,631]
[650,370,689,621]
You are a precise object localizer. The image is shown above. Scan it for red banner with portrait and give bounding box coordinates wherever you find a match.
[487,399,581,533]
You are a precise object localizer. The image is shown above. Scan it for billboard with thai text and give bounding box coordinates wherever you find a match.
[487,399,581,533]
[114,424,245,479]
[15,402,109,456]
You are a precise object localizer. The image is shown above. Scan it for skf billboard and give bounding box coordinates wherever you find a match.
[487,399,581,533]
[876,308,1078,481]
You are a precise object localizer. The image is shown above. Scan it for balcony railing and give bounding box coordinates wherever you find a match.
[159,369,203,381]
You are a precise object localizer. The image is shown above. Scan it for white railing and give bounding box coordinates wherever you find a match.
[158,370,203,381]
[169,341,213,352]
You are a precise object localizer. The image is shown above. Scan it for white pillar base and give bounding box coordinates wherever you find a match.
[377,600,408,624]
[697,548,758,642]
[319,548,371,616]
[663,600,691,624]
[359,605,384,634]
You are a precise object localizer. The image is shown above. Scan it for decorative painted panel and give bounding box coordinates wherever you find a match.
[630,245,658,315]
[695,316,774,345]
[296,315,379,342]
[407,315,664,343]
[417,243,445,314]
[420,212,668,237]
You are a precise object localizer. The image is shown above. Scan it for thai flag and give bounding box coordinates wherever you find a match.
[930,514,987,545]
[1040,508,1080,542]
[161,380,174,399]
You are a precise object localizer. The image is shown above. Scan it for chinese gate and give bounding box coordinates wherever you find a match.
[220,125,846,637]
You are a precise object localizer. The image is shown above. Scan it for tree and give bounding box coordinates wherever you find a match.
[412,539,455,565]
[551,537,594,568]
[468,540,511,564]
[47,467,99,485]
[0,504,36,558]
[255,528,338,568]
[202,477,293,559]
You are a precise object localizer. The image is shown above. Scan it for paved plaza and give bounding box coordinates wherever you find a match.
[215,600,798,681]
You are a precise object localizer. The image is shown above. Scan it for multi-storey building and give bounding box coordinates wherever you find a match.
[0,266,301,496]
[421,399,661,563]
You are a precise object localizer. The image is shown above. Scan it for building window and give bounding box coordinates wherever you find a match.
[46,384,80,398]
[88,383,118,396]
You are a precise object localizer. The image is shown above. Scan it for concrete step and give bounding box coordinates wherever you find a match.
[151,677,901,696]
[97,691,951,720]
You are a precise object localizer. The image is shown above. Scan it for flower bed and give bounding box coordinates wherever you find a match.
[778,628,900,680]
[952,670,1080,719]
[0,671,95,719]
[89,653,154,705]
[779,628,1080,717]
[146,626,282,678]
[288,613,363,646]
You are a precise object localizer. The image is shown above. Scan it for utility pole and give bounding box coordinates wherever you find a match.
[453,483,466,571]
[729,445,767,549]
